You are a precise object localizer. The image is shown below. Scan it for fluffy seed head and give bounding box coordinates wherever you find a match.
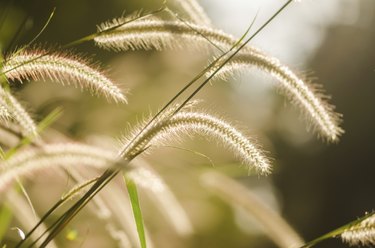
[0,143,117,193]
[120,106,271,174]
[210,51,344,142]
[3,48,127,103]
[0,87,37,136]
[94,17,234,52]
[94,14,343,142]
[341,213,375,246]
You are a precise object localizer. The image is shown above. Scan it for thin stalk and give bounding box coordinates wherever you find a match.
[21,1,293,246]
[23,169,116,248]
[119,6,255,156]
[36,169,119,247]
[5,7,56,60]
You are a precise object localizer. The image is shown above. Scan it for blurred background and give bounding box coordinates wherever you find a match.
[0,0,374,247]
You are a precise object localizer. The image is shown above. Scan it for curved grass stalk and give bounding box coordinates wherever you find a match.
[2,143,138,247]
[5,7,56,60]
[128,159,194,236]
[201,171,304,248]
[94,15,343,142]
[3,49,127,103]
[0,143,116,193]
[120,108,271,174]
[0,126,134,247]
[0,138,177,246]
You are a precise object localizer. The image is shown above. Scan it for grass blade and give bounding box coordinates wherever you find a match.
[123,173,147,248]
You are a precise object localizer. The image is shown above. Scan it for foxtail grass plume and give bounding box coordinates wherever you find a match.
[120,107,271,174]
[3,48,127,103]
[94,17,234,51]
[0,120,154,246]
[211,51,344,142]
[0,87,37,136]
[94,15,343,142]
[0,143,117,193]
[341,212,375,246]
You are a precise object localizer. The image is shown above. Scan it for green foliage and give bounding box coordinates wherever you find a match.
[124,173,147,248]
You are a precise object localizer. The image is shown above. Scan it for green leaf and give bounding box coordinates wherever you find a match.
[123,173,146,248]
[0,204,13,243]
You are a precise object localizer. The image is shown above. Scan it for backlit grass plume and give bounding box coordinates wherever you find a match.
[0,87,37,136]
[94,17,232,51]
[211,51,344,142]
[0,1,354,247]
[341,213,375,246]
[2,48,127,103]
[0,143,116,192]
[94,15,343,142]
[120,106,271,174]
